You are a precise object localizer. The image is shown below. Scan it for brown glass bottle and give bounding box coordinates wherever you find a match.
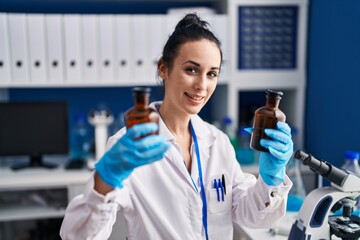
[250,89,286,152]
[124,87,159,137]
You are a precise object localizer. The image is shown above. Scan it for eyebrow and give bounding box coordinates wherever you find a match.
[182,60,220,70]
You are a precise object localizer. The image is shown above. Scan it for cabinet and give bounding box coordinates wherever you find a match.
[223,0,309,149]
[0,12,229,88]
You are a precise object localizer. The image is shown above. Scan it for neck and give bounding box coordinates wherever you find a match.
[158,103,192,138]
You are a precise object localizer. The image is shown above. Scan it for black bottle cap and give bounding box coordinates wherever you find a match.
[266,89,283,99]
[132,87,151,96]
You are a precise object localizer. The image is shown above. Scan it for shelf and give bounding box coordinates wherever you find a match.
[0,205,65,222]
[0,81,159,89]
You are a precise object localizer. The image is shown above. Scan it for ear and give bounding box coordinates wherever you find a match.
[157,59,168,80]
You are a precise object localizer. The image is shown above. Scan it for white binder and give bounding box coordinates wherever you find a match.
[165,14,179,36]
[27,14,47,84]
[98,15,115,83]
[8,13,30,83]
[148,15,166,81]
[114,15,132,83]
[81,15,99,83]
[64,14,82,83]
[131,15,150,84]
[213,14,229,83]
[45,14,65,84]
[0,13,11,84]
[202,14,214,30]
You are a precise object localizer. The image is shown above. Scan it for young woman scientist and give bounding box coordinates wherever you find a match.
[60,13,293,239]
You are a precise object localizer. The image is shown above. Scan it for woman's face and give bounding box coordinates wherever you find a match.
[159,39,221,117]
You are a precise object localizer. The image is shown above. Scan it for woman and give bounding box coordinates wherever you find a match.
[60,13,293,239]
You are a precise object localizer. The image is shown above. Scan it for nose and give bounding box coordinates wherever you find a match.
[194,74,207,91]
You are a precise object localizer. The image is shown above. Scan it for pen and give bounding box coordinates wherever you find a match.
[214,179,220,202]
[218,179,224,201]
[222,174,226,195]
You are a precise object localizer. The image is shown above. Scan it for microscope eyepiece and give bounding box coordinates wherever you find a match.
[294,150,348,187]
[294,150,308,160]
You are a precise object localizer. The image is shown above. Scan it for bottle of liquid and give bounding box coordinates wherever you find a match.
[341,151,360,213]
[250,89,286,152]
[71,113,91,161]
[286,127,307,212]
[236,126,255,165]
[124,87,159,136]
[341,150,360,176]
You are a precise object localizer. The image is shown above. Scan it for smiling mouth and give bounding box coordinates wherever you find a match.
[185,92,205,101]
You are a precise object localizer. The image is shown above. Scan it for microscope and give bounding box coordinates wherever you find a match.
[288,150,360,240]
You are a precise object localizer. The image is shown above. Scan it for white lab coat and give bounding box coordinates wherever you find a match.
[60,101,292,240]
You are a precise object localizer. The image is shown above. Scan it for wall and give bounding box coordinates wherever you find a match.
[305,0,360,167]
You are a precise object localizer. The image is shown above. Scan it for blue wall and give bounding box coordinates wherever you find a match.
[305,0,360,167]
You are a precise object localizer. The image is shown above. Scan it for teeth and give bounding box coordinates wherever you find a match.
[186,93,204,101]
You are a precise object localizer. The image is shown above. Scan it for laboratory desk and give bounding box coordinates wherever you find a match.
[234,212,297,240]
[0,162,317,240]
[0,166,92,239]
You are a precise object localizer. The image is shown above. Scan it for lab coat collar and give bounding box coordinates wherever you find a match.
[150,101,216,191]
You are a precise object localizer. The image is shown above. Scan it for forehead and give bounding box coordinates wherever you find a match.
[175,39,221,67]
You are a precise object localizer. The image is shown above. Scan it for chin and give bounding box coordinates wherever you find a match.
[187,105,203,115]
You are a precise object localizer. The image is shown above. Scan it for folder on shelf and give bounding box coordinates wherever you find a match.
[165,14,181,37]
[213,14,229,83]
[131,15,151,84]
[98,15,115,83]
[45,14,65,84]
[202,14,215,30]
[114,15,132,83]
[63,14,82,83]
[0,13,12,84]
[7,13,30,83]
[27,14,47,84]
[81,15,99,83]
[148,15,166,79]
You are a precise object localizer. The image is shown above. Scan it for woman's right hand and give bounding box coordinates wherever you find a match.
[95,122,170,189]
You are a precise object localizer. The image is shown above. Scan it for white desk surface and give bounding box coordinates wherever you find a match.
[234,212,298,240]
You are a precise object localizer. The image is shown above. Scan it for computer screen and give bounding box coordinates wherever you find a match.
[0,101,69,170]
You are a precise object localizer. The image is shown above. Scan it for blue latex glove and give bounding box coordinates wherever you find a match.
[246,122,293,186]
[95,122,170,188]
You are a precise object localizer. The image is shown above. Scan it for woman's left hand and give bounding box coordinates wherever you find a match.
[258,121,294,186]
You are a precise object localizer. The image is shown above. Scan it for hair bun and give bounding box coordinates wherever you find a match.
[175,13,209,31]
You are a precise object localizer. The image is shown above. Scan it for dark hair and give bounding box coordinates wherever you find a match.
[161,13,223,70]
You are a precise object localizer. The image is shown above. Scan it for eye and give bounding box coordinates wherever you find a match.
[208,71,218,78]
[186,67,198,74]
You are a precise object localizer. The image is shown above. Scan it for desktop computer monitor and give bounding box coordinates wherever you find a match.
[0,101,69,170]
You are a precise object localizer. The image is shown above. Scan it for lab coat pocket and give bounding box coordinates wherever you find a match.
[208,185,232,213]
[207,184,233,238]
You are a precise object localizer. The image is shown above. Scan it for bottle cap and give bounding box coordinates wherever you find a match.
[75,113,86,123]
[266,89,283,99]
[291,126,298,135]
[222,116,232,125]
[344,150,360,160]
[238,126,251,136]
[132,87,151,95]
